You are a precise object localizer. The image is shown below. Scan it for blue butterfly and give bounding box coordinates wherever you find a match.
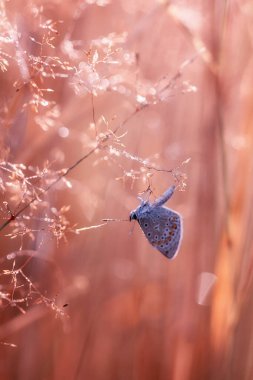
[130,185,182,259]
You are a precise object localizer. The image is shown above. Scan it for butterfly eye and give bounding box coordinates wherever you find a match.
[130,212,137,221]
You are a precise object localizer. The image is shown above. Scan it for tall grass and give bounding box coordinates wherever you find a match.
[0,1,253,379]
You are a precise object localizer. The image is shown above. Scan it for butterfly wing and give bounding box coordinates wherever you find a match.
[137,206,182,259]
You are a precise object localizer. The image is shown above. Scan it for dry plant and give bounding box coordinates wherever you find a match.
[0,1,253,380]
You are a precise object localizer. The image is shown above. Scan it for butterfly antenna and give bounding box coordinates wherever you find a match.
[102,218,129,222]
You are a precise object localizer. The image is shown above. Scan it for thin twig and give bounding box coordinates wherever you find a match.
[0,107,143,232]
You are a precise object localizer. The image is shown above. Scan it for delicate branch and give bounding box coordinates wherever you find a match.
[0,107,144,232]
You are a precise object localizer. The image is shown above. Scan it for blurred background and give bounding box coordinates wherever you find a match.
[0,0,253,379]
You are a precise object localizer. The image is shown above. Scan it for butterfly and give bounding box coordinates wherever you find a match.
[129,185,182,259]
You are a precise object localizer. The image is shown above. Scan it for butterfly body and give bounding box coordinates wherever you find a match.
[130,185,182,259]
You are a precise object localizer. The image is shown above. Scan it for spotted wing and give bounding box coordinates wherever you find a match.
[137,206,182,259]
